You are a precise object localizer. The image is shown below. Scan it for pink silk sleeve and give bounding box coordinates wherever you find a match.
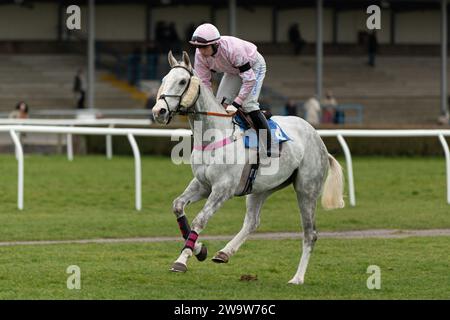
[234,68,256,106]
[227,48,256,105]
[194,51,212,90]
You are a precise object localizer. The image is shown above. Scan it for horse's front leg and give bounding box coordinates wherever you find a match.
[213,191,271,263]
[172,178,210,261]
[170,184,234,272]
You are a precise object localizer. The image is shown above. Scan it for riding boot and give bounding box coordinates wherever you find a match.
[248,110,272,157]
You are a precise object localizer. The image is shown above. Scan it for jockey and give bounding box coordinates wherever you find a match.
[189,23,272,157]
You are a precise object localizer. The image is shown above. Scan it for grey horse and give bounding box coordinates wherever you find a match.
[152,51,344,284]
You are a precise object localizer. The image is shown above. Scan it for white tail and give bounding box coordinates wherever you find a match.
[321,154,345,210]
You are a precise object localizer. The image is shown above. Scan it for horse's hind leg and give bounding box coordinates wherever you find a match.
[172,178,210,262]
[213,191,271,263]
[288,166,325,284]
[288,189,319,285]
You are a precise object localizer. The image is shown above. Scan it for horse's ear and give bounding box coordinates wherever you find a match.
[168,50,177,68]
[182,51,192,71]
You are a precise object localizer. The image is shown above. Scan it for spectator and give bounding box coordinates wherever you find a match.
[284,99,298,116]
[333,108,345,124]
[73,68,86,109]
[367,30,378,67]
[303,96,321,126]
[168,22,181,54]
[9,101,29,119]
[155,21,166,49]
[288,23,306,55]
[144,41,159,80]
[185,23,197,44]
[145,88,158,121]
[437,96,450,125]
[437,113,449,125]
[321,90,337,123]
[145,88,157,110]
[128,47,142,86]
[156,21,171,53]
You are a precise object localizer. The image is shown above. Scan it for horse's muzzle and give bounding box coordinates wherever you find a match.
[152,101,170,124]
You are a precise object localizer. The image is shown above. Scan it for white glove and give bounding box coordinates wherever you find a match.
[225,105,238,113]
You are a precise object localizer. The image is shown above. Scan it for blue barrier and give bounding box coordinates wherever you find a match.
[334,104,364,124]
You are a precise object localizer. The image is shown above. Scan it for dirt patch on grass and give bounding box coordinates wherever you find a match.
[1,229,450,247]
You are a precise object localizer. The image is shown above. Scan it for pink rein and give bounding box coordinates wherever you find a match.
[193,137,235,151]
[192,109,238,151]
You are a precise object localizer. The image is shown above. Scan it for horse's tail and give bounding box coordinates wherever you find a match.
[321,154,345,210]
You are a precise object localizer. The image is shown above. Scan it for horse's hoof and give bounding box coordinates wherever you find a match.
[195,244,208,262]
[211,251,229,263]
[170,262,187,273]
[288,278,304,285]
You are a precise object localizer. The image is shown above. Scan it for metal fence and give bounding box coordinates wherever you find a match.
[1,125,449,211]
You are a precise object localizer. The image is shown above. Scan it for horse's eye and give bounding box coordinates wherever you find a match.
[179,80,186,85]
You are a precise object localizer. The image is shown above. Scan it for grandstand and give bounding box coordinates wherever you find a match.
[0,0,449,127]
[0,53,444,125]
[0,54,142,113]
[264,55,443,124]
[1,1,450,303]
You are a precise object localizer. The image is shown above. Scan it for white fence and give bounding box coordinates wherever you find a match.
[0,125,191,211]
[0,108,154,119]
[0,118,152,160]
[319,129,450,206]
[0,126,449,211]
[0,119,152,126]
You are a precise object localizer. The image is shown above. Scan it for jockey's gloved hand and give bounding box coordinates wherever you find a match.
[225,104,238,114]
[226,101,241,113]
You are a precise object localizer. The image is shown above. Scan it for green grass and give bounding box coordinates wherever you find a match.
[0,155,449,242]
[0,237,448,299]
[0,154,449,299]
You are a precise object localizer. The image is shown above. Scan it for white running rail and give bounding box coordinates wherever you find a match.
[0,126,449,210]
[319,129,450,206]
[0,118,152,161]
[0,125,191,211]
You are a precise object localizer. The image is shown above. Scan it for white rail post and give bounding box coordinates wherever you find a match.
[57,133,63,154]
[67,133,73,161]
[14,131,21,160]
[10,130,24,210]
[127,133,142,211]
[337,134,356,207]
[438,133,450,204]
[106,124,113,159]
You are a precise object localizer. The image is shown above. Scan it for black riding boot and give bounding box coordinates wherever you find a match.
[249,110,272,157]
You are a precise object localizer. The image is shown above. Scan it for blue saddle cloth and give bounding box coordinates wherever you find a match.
[234,113,291,149]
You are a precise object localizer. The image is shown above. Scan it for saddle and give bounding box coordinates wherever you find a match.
[232,109,291,196]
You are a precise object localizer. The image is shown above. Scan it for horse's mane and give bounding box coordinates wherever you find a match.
[178,62,225,114]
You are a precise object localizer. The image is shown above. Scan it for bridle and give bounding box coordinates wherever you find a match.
[158,65,199,124]
[158,65,234,124]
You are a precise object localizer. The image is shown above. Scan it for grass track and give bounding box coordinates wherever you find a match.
[0,237,448,299]
[0,155,448,241]
[0,155,449,299]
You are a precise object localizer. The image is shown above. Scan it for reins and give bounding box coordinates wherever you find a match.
[180,110,235,118]
[159,65,235,121]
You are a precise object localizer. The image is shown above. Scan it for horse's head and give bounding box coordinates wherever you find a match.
[152,51,201,124]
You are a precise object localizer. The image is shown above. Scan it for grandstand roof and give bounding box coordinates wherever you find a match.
[0,0,443,10]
